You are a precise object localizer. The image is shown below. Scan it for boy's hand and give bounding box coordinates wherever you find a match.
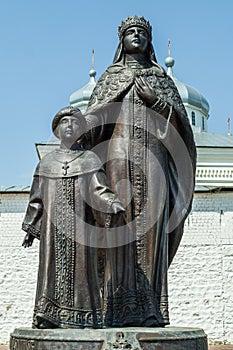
[22,232,35,248]
[111,202,126,215]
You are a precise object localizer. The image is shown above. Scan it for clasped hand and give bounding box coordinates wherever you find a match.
[135,76,157,106]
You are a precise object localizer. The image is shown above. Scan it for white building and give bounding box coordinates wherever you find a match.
[164,55,233,343]
[0,56,233,345]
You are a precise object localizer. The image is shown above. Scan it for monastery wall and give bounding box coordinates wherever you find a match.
[0,192,38,344]
[169,191,233,344]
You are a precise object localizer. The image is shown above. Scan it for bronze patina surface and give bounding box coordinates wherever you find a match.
[10,327,207,350]
[20,14,196,334]
[85,15,196,327]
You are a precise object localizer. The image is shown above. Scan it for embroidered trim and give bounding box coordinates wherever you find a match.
[159,294,170,324]
[105,288,165,327]
[104,197,117,228]
[134,67,164,77]
[33,295,103,328]
[129,89,148,272]
[54,178,75,307]
[105,214,112,229]
[22,223,40,240]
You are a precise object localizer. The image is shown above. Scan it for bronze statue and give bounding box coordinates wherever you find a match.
[22,106,125,329]
[85,16,196,327]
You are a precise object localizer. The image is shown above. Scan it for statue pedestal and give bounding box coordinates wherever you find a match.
[10,326,208,350]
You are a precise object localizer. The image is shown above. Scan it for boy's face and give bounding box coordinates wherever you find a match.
[57,116,82,145]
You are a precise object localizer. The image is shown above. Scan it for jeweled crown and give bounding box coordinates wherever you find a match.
[118,16,152,40]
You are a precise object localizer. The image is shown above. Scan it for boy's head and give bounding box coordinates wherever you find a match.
[52,106,87,144]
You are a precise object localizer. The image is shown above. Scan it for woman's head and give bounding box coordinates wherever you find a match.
[118,16,152,42]
[113,16,157,64]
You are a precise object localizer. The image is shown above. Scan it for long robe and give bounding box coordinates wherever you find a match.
[22,149,121,329]
[86,61,196,327]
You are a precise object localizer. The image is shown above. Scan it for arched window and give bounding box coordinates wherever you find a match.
[202,116,205,131]
[191,111,195,126]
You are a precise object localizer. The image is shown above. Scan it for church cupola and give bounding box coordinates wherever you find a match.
[70,50,96,112]
[165,41,210,133]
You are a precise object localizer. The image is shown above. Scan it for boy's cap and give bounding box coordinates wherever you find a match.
[52,106,87,137]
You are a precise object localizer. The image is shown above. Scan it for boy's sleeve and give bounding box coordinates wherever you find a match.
[22,175,44,240]
[88,169,125,227]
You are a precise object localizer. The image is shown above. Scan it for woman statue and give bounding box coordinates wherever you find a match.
[85,16,196,327]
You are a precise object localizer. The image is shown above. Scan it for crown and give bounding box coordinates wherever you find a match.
[118,16,152,40]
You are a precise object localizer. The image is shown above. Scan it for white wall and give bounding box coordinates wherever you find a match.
[0,193,39,344]
[185,104,208,133]
[169,191,233,344]
[0,191,233,344]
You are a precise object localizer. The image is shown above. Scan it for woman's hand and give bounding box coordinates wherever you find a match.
[135,77,158,106]
[22,232,35,248]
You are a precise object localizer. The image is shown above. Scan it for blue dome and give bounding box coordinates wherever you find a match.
[69,69,96,112]
[165,56,209,116]
[172,76,209,116]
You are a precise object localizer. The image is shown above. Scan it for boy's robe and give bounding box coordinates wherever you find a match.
[22,149,121,329]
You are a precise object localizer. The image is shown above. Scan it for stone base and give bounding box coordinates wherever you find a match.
[10,326,208,350]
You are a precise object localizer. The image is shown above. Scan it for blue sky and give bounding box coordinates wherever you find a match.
[0,0,233,186]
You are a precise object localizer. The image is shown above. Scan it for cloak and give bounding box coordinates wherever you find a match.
[85,62,196,326]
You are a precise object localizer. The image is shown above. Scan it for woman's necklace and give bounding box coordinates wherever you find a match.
[54,149,84,176]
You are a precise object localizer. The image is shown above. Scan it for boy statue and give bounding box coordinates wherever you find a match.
[22,106,125,329]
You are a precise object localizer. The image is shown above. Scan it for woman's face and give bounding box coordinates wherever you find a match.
[123,26,149,54]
